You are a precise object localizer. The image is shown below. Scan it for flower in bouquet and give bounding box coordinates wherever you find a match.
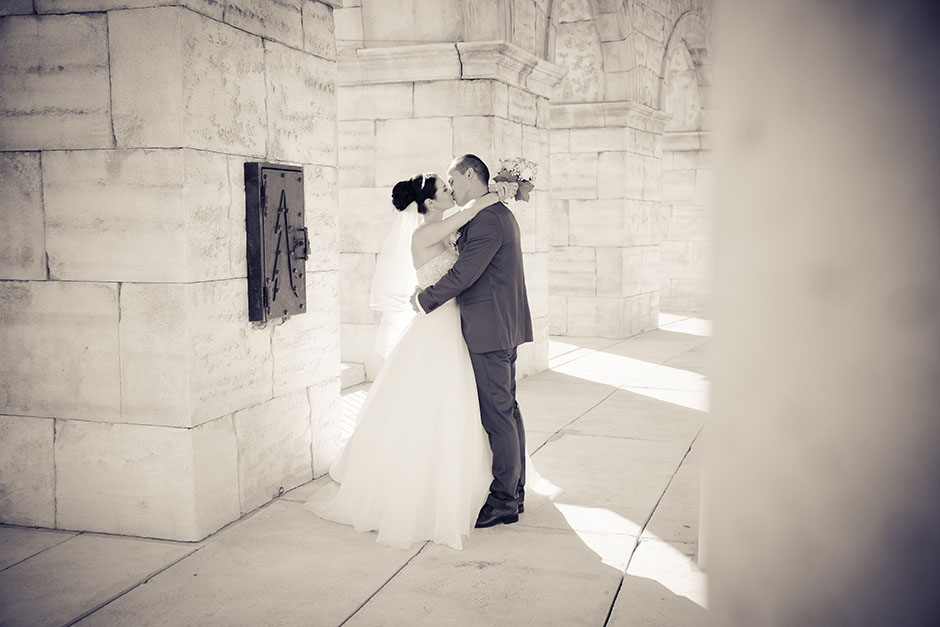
[493,157,538,201]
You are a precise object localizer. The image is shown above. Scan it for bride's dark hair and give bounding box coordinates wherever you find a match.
[391,173,437,214]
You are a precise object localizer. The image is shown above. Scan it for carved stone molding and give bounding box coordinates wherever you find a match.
[456,41,565,99]
[338,40,564,99]
[662,130,714,151]
[550,101,673,133]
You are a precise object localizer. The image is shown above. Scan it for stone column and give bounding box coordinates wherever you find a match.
[660,130,713,313]
[338,40,563,380]
[0,0,342,541]
[548,101,670,338]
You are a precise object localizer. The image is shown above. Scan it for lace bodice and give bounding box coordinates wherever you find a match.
[417,245,458,289]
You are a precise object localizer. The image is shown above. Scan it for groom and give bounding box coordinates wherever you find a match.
[412,154,533,528]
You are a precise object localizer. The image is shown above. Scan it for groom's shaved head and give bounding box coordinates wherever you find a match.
[451,154,490,185]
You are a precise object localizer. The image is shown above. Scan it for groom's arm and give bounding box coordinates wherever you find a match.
[417,210,503,314]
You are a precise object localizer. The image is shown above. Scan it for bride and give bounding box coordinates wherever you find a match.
[304,172,512,550]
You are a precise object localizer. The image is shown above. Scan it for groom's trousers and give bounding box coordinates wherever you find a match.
[468,346,526,513]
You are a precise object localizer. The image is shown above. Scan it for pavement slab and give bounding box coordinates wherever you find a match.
[608,539,707,626]
[643,449,703,545]
[344,523,626,627]
[75,500,421,627]
[0,533,194,627]
[0,525,77,571]
[515,370,617,435]
[566,388,706,443]
[519,433,690,537]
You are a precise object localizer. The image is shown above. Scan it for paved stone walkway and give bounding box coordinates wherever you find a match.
[0,315,709,627]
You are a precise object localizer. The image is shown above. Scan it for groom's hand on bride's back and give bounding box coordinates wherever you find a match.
[411,288,424,314]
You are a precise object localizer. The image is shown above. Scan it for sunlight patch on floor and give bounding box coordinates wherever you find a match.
[658,313,712,337]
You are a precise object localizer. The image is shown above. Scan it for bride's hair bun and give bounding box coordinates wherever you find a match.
[391,179,417,211]
[391,173,437,214]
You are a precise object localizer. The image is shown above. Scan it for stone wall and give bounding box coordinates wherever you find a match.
[335,34,561,379]
[548,0,714,327]
[0,0,342,541]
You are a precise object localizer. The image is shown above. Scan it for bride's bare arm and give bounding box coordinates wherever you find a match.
[411,192,499,249]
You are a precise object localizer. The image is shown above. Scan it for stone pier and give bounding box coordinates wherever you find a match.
[0,0,343,541]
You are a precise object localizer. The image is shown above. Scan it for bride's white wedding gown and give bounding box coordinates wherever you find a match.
[304,243,493,550]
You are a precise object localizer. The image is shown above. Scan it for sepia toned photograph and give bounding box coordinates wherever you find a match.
[0,0,937,625]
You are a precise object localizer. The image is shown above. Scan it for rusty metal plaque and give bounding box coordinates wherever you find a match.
[245,162,309,322]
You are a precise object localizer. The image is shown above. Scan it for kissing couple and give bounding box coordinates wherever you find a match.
[305,154,533,550]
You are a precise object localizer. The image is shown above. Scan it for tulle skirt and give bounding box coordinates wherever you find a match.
[304,299,493,550]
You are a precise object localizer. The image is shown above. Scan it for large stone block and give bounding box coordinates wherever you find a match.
[338,120,376,187]
[271,270,341,396]
[694,168,715,206]
[0,415,54,527]
[0,152,44,280]
[568,199,631,246]
[0,281,120,421]
[110,6,266,155]
[566,296,626,338]
[338,83,412,121]
[523,251,549,319]
[596,246,645,298]
[548,295,567,335]
[415,80,502,118]
[667,278,708,313]
[266,40,337,165]
[516,315,549,377]
[303,0,336,60]
[234,390,312,513]
[522,125,550,186]
[340,253,380,324]
[569,127,628,153]
[35,1,223,17]
[334,5,363,48]
[692,241,712,279]
[304,164,340,271]
[549,153,598,199]
[549,199,569,246]
[454,116,496,169]
[0,14,112,150]
[660,240,692,278]
[641,245,661,292]
[0,0,32,15]
[374,118,453,186]
[339,186,395,253]
[43,149,243,282]
[642,154,663,201]
[224,0,303,48]
[549,246,595,296]
[120,280,273,427]
[662,168,696,203]
[308,377,342,477]
[507,86,538,126]
[670,205,710,241]
[492,118,524,167]
[551,129,570,153]
[55,417,240,541]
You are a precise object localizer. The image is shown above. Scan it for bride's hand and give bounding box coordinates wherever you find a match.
[494,181,518,203]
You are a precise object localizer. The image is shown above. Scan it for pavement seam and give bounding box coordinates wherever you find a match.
[62,545,204,627]
[0,530,81,575]
[338,541,430,626]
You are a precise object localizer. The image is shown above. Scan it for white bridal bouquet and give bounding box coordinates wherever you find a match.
[493,157,537,202]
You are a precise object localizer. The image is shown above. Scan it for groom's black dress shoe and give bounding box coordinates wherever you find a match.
[517,503,524,514]
[475,504,519,528]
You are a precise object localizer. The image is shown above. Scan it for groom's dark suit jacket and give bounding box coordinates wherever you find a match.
[418,202,533,354]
